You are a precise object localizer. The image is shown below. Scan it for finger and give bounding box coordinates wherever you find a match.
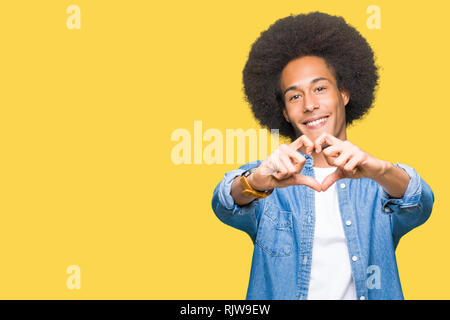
[260,149,283,176]
[343,155,362,175]
[321,145,341,168]
[314,133,342,153]
[300,136,315,155]
[277,173,322,192]
[314,133,333,153]
[289,135,314,155]
[280,153,297,175]
[295,174,322,192]
[321,169,344,191]
[322,145,341,158]
[332,150,353,168]
[272,154,292,180]
[281,145,306,171]
[288,136,304,151]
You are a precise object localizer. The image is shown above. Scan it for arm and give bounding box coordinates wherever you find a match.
[230,175,258,206]
[211,135,323,241]
[379,163,435,248]
[312,133,434,248]
[372,160,410,198]
[211,161,263,243]
[231,136,322,205]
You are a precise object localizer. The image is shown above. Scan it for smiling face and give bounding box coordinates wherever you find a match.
[280,55,350,142]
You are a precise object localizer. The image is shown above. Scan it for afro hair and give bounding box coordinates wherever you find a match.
[242,11,379,141]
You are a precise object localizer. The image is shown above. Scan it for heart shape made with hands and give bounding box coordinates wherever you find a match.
[266,133,371,192]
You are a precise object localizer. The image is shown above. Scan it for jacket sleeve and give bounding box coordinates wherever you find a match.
[211,160,265,243]
[380,163,435,248]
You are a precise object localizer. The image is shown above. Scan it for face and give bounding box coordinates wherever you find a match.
[280,55,350,142]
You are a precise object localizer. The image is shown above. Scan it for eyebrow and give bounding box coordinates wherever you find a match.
[283,77,331,96]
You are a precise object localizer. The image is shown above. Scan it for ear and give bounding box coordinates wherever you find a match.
[282,107,290,123]
[341,88,350,107]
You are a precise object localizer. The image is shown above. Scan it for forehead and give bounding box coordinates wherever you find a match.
[280,56,336,90]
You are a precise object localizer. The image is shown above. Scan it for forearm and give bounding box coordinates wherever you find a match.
[372,161,410,198]
[230,176,257,206]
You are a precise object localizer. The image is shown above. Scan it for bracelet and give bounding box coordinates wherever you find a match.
[240,175,273,199]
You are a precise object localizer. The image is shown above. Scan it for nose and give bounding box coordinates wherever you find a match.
[304,104,318,112]
[303,94,319,112]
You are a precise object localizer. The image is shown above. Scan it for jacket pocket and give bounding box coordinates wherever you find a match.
[255,202,294,257]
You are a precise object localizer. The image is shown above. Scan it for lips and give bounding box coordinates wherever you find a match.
[303,115,329,127]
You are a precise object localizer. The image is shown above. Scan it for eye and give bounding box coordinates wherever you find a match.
[288,94,301,101]
[315,86,326,93]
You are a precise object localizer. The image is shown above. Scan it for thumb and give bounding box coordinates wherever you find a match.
[321,169,344,191]
[294,174,322,192]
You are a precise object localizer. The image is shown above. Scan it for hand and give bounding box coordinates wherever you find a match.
[248,135,322,192]
[314,133,387,191]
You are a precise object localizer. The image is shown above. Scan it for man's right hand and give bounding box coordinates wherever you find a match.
[247,135,322,192]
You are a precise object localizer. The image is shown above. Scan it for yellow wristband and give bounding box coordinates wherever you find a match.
[240,175,273,199]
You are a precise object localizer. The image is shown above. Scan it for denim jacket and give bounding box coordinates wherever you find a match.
[211,151,434,300]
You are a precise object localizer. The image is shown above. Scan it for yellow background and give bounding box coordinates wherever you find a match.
[0,0,447,299]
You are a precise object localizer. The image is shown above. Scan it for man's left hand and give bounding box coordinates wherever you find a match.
[314,132,388,191]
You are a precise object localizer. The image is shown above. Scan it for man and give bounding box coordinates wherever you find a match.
[211,12,434,300]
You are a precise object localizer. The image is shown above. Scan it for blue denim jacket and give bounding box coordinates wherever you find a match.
[211,151,434,300]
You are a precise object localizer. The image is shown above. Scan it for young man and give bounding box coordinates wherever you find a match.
[211,12,434,300]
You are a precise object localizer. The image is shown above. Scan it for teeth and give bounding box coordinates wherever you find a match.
[305,117,327,127]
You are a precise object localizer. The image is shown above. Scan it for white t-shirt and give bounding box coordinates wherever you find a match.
[307,166,357,300]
